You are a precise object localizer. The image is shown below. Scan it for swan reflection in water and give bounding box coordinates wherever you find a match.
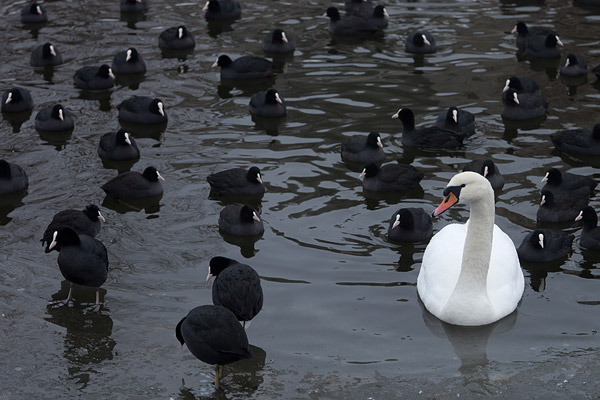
[420,298,518,376]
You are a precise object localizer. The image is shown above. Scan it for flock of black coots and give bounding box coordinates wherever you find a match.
[2,0,600,391]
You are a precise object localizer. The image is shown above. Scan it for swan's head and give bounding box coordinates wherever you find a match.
[433,171,493,216]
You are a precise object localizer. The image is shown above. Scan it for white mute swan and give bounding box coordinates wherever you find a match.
[418,172,524,326]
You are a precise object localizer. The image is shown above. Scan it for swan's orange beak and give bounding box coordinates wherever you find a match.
[433,192,458,216]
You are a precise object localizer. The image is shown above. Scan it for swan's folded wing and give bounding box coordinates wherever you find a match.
[487,225,524,316]
[418,223,465,316]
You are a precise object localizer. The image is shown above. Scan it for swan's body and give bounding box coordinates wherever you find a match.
[418,172,524,326]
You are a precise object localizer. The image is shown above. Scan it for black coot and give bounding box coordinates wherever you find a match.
[207,256,263,325]
[102,167,164,199]
[551,124,600,156]
[21,2,47,23]
[392,108,464,149]
[202,0,241,21]
[524,33,563,58]
[387,208,433,243]
[120,0,148,13]
[111,48,146,75]
[501,88,548,121]
[560,53,588,77]
[541,168,596,197]
[118,97,167,125]
[1,88,33,113]
[537,190,588,223]
[502,76,540,95]
[0,160,28,195]
[360,162,424,192]
[30,42,63,67]
[249,89,286,118]
[98,129,140,161]
[435,106,475,135]
[325,7,379,37]
[73,65,115,90]
[405,31,436,54]
[262,29,295,54]
[41,204,105,253]
[212,55,275,79]
[341,131,385,164]
[511,21,554,49]
[158,25,195,50]
[207,166,265,195]
[462,159,504,194]
[517,229,574,262]
[575,206,600,250]
[48,227,109,305]
[218,204,264,236]
[35,104,74,132]
[175,305,252,389]
[370,5,389,30]
[344,0,373,18]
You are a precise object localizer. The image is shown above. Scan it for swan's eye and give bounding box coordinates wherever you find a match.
[461,184,466,187]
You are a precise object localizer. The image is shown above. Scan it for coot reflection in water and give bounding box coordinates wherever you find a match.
[45,282,115,385]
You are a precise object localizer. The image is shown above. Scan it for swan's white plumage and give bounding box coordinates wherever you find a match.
[418,172,524,326]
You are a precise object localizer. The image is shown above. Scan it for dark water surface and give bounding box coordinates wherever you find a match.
[1,0,600,398]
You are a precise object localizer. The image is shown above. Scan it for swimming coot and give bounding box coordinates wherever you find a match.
[344,0,373,18]
[98,129,140,161]
[262,29,295,54]
[158,25,195,50]
[207,166,265,196]
[120,0,148,13]
[341,131,385,164]
[517,229,573,263]
[325,7,379,37]
[551,123,600,156]
[1,87,33,113]
[560,53,588,77]
[73,65,115,90]
[111,48,147,75]
[218,203,264,236]
[117,97,167,125]
[435,106,475,135]
[359,162,424,192]
[202,0,241,21]
[35,104,74,132]
[30,42,63,67]
[21,2,47,24]
[0,160,28,195]
[575,206,600,251]
[537,190,588,223]
[524,33,563,59]
[387,207,433,243]
[212,55,275,80]
[392,108,464,149]
[511,21,554,49]
[501,89,548,121]
[541,168,596,197]
[249,89,286,118]
[462,159,504,194]
[405,31,436,54]
[102,167,164,199]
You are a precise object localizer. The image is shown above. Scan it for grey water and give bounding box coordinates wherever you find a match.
[1,0,599,398]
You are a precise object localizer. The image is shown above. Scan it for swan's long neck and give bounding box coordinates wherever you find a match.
[443,192,495,321]
[457,196,495,291]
